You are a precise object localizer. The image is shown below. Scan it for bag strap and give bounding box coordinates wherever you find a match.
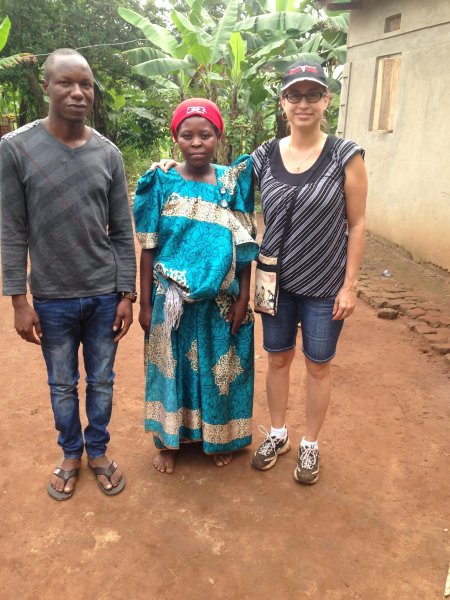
[277,135,337,262]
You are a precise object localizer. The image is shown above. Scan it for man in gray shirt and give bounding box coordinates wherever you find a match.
[0,48,136,500]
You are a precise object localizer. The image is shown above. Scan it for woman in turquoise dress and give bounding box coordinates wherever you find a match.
[133,98,258,473]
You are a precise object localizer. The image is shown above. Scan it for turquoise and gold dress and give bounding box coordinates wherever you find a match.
[133,156,258,454]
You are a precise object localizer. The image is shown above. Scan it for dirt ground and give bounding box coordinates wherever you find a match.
[0,227,449,600]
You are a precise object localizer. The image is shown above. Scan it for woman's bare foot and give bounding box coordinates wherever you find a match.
[153,449,177,474]
[88,455,123,491]
[212,453,233,467]
[50,457,81,494]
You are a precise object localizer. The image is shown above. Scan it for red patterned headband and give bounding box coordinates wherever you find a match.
[170,98,224,139]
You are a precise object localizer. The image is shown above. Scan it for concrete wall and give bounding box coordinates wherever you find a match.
[338,0,450,270]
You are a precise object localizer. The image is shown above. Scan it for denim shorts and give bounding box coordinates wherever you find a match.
[261,288,344,363]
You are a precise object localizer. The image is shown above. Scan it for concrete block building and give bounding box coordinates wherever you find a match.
[336,0,450,270]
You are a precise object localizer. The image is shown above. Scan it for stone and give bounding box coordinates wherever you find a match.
[398,302,421,312]
[438,315,450,328]
[382,288,408,293]
[444,354,450,366]
[356,287,368,297]
[430,343,450,355]
[384,300,402,310]
[377,308,399,320]
[419,304,441,312]
[357,290,368,302]
[404,307,426,319]
[412,324,438,335]
[358,290,382,304]
[357,289,385,307]
[423,330,450,343]
[383,292,417,299]
[416,315,444,328]
[369,297,387,309]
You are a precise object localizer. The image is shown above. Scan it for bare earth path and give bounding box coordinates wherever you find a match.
[0,230,449,599]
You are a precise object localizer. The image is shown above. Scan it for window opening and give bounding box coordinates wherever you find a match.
[385,14,401,33]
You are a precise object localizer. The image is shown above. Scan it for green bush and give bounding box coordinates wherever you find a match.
[121,146,154,199]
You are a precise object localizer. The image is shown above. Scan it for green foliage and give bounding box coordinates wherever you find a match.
[326,91,340,134]
[115,95,172,151]
[235,11,316,33]
[121,129,177,192]
[0,14,10,51]
[0,0,160,127]
[119,0,243,98]
[0,16,34,71]
[121,146,153,192]
[1,0,349,166]
[118,0,349,159]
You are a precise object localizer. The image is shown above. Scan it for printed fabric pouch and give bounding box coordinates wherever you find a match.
[254,183,297,317]
[254,253,279,316]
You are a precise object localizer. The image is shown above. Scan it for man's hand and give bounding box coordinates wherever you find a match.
[12,296,42,344]
[113,298,133,342]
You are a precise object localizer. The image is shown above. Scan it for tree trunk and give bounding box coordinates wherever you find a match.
[224,85,239,164]
[27,65,47,118]
[18,97,27,127]
[275,112,289,139]
[92,82,108,136]
[210,83,218,105]
[252,112,264,149]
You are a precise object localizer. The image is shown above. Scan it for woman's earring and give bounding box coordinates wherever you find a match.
[323,108,329,118]
[282,111,288,122]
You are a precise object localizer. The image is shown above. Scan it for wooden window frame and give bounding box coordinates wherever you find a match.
[384,13,402,33]
[370,55,401,133]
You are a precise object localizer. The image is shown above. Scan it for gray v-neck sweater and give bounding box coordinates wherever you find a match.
[1,121,136,298]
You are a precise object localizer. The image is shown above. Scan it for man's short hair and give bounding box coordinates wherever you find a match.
[43,49,90,82]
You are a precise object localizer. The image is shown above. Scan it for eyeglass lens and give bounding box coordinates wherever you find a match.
[285,92,323,103]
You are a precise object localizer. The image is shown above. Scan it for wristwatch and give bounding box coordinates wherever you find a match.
[120,291,137,303]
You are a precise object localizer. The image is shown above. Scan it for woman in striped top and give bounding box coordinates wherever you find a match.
[250,60,368,485]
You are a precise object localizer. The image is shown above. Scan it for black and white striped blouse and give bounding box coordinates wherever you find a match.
[252,136,364,298]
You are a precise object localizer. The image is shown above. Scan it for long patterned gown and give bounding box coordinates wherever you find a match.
[133,156,258,454]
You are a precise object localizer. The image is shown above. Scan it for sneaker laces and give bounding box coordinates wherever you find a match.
[299,445,318,470]
[256,425,277,456]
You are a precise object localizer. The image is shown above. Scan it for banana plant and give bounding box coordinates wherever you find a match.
[118,0,241,99]
[0,17,34,70]
[117,0,349,155]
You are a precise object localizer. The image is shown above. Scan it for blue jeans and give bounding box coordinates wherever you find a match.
[261,288,344,362]
[33,294,119,459]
